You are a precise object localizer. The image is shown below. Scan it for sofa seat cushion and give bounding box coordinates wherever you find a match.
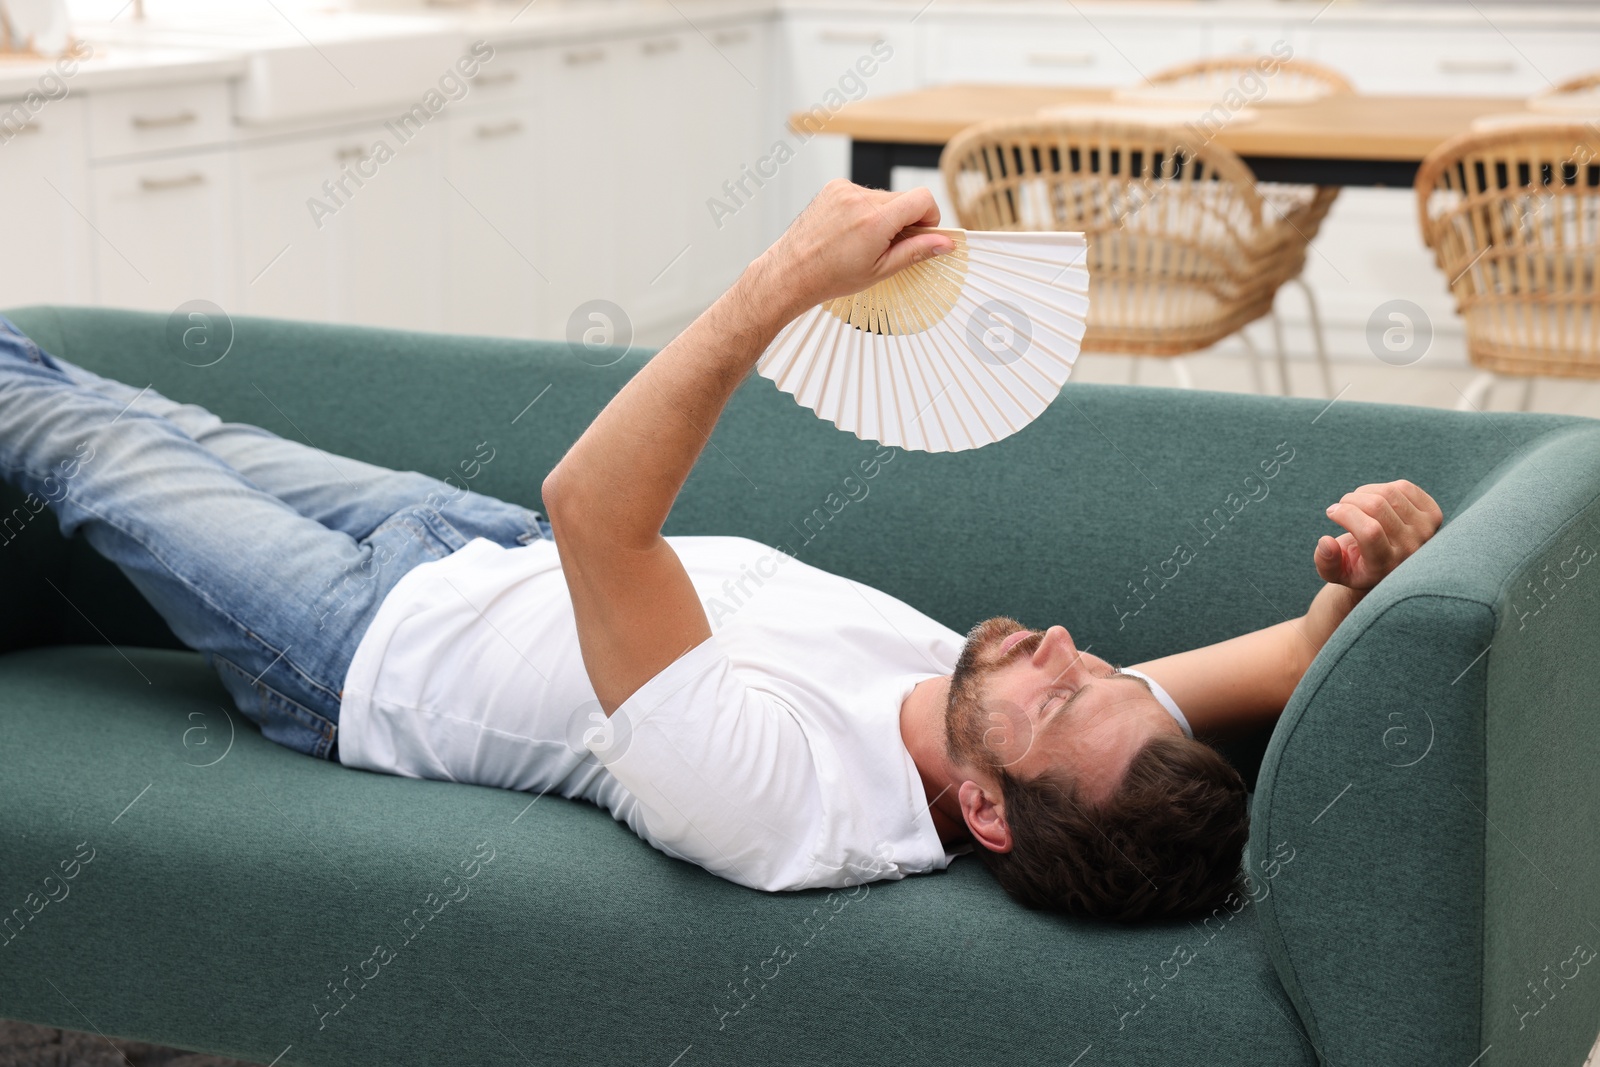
[0,645,1315,1067]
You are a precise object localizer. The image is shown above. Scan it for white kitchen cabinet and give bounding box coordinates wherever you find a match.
[445,27,767,341]
[86,81,231,161]
[612,29,701,330]
[0,97,93,307]
[533,39,622,338]
[674,20,776,312]
[461,45,541,110]
[607,20,775,329]
[444,97,548,339]
[1303,26,1595,96]
[88,148,236,312]
[1205,19,1302,61]
[778,17,919,233]
[920,15,1205,88]
[233,119,445,331]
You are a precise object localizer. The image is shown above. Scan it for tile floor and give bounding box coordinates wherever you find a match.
[1066,338,1600,419]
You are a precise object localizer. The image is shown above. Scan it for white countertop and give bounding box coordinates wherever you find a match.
[776,0,1600,29]
[443,0,1600,45]
[0,42,245,99]
[456,0,778,47]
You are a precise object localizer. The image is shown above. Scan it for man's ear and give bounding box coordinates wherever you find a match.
[959,779,1012,854]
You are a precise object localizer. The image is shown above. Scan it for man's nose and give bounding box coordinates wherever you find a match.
[1033,625,1083,673]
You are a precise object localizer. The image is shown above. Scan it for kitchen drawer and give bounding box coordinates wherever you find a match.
[922,17,1204,88]
[784,17,918,104]
[1304,27,1600,96]
[87,80,231,161]
[459,43,540,108]
[88,149,236,310]
[1205,20,1301,61]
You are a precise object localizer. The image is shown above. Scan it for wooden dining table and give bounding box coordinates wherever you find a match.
[796,84,1540,189]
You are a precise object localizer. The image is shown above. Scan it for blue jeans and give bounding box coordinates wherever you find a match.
[0,317,551,761]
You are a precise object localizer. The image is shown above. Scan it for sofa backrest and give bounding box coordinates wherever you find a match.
[0,306,1586,789]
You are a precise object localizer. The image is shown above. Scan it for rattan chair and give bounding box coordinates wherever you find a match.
[941,117,1326,391]
[1140,56,1356,99]
[1140,57,1355,396]
[1415,123,1600,410]
[1537,70,1600,99]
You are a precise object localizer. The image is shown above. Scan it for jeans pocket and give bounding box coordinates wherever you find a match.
[0,316,48,366]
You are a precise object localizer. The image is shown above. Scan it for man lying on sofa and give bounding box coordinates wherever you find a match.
[0,180,1441,922]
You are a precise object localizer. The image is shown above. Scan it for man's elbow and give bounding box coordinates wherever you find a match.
[542,464,609,537]
[540,467,566,519]
[541,466,582,530]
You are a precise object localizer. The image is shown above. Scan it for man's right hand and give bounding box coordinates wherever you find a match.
[1316,480,1444,592]
[750,180,958,324]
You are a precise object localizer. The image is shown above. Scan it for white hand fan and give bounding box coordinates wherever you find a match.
[757,228,1089,453]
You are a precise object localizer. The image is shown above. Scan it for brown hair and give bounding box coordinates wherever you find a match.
[976,734,1250,922]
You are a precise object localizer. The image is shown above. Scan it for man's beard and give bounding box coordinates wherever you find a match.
[945,616,1039,772]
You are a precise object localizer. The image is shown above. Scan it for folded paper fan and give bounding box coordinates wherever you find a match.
[757,228,1090,453]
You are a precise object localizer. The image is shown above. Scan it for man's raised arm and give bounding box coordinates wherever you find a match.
[541,181,955,714]
[1132,480,1444,739]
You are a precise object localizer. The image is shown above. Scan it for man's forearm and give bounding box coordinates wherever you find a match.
[1135,583,1363,740]
[1292,582,1364,677]
[542,257,798,546]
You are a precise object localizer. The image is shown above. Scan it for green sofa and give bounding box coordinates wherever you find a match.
[2,305,1598,1067]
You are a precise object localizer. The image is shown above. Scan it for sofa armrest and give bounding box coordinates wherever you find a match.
[1253,423,1600,1067]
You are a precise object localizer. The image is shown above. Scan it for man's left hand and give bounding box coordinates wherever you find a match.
[1316,480,1443,592]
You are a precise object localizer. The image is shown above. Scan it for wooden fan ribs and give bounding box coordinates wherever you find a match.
[822,232,972,336]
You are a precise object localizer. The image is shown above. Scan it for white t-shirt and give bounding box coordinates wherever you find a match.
[337,535,967,892]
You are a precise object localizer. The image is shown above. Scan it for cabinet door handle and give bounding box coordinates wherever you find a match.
[712,28,750,46]
[564,46,606,65]
[335,145,369,162]
[476,120,524,139]
[472,71,518,87]
[139,172,206,192]
[818,30,884,45]
[641,37,681,56]
[131,110,198,130]
[11,121,41,135]
[1437,58,1516,74]
[1028,51,1096,67]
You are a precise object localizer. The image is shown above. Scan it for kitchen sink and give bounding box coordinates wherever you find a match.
[85,11,469,125]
